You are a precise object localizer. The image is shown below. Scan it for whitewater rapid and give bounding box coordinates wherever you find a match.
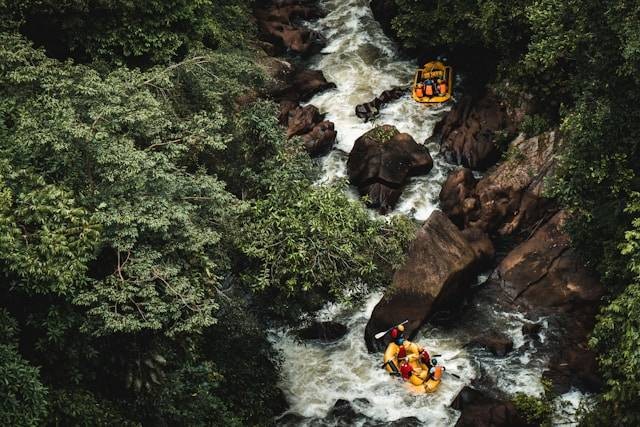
[304,0,452,221]
[271,0,588,425]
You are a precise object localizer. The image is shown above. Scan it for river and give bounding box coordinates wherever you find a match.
[270,0,588,425]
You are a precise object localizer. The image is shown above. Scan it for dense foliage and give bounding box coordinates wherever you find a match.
[0,1,413,425]
[389,0,640,424]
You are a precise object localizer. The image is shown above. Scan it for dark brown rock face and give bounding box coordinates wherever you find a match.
[364,211,477,352]
[440,132,559,237]
[435,91,517,170]
[275,69,337,103]
[490,211,605,392]
[494,212,603,313]
[285,104,321,138]
[452,387,531,427]
[256,2,337,157]
[280,104,336,156]
[347,126,433,213]
[302,120,337,156]
[256,2,326,56]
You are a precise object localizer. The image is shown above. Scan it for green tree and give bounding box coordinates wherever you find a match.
[240,180,415,320]
[0,310,48,426]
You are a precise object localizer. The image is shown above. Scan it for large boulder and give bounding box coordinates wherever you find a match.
[256,2,326,56]
[347,125,433,214]
[434,91,517,170]
[439,131,559,237]
[275,68,337,103]
[285,104,321,138]
[451,387,530,427]
[364,210,477,352]
[294,321,347,342]
[302,120,336,156]
[281,104,336,156]
[489,211,605,392]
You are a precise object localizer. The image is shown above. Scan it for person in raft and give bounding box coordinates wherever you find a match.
[390,324,406,346]
[415,82,425,98]
[436,79,448,95]
[429,358,446,381]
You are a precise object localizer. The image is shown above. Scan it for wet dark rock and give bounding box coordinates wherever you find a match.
[256,3,326,56]
[260,56,295,95]
[494,211,604,314]
[355,87,406,122]
[327,399,360,425]
[364,210,477,352]
[521,322,542,338]
[278,100,300,125]
[469,332,514,357]
[451,387,530,427]
[347,125,433,213]
[302,120,337,156]
[295,321,347,342]
[434,91,517,170]
[439,132,559,238]
[285,104,322,138]
[275,69,337,103]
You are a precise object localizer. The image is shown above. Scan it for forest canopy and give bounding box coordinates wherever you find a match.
[0,1,413,425]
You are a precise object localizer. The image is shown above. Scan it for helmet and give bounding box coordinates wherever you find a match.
[390,328,399,339]
[431,358,438,366]
[396,337,405,345]
[397,324,405,332]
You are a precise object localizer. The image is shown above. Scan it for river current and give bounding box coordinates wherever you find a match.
[270,1,589,425]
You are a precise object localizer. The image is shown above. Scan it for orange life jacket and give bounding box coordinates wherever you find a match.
[425,85,434,96]
[415,86,425,97]
[431,366,444,381]
[438,83,447,94]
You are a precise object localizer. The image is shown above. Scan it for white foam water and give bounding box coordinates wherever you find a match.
[271,292,473,426]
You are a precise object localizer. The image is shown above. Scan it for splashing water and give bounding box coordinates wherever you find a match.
[271,0,586,424]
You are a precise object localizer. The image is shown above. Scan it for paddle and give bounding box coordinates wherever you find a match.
[446,371,461,379]
[374,320,408,340]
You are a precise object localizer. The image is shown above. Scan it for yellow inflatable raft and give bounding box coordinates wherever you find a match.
[411,60,453,104]
[383,341,442,393]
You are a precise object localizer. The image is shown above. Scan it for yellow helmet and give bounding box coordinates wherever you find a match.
[398,324,405,332]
